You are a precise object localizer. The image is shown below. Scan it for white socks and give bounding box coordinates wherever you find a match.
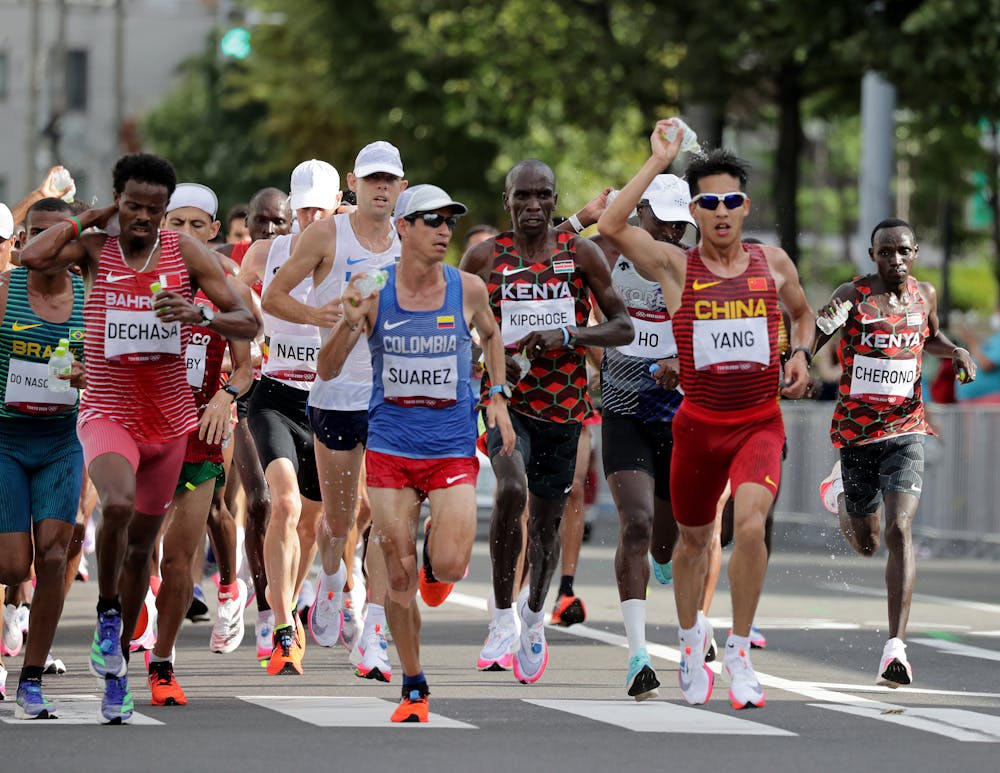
[620,599,646,658]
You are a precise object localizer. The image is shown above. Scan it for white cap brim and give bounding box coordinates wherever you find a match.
[0,203,13,241]
[353,161,405,179]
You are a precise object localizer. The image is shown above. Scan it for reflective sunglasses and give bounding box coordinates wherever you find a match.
[691,192,747,211]
[406,213,458,231]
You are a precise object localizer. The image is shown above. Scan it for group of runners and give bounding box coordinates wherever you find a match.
[0,117,976,723]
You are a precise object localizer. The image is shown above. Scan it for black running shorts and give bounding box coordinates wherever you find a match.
[839,435,924,518]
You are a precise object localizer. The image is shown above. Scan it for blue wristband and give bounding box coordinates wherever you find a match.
[649,363,661,374]
[562,326,571,346]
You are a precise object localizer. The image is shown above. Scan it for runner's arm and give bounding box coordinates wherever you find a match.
[177,235,258,340]
[770,247,813,398]
[317,274,377,380]
[458,239,494,283]
[262,219,340,327]
[19,205,116,277]
[921,281,976,383]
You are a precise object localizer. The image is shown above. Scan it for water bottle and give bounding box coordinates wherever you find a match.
[48,344,74,392]
[816,300,853,335]
[661,118,700,153]
[512,351,531,380]
[52,168,76,203]
[354,269,388,298]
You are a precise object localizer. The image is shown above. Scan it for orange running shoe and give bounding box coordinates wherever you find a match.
[147,661,187,706]
[266,625,304,676]
[390,689,429,723]
[551,594,586,627]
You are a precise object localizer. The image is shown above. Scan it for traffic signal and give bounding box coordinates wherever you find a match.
[220,27,251,59]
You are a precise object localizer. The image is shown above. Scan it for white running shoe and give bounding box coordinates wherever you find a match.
[512,598,548,684]
[477,612,518,671]
[129,589,157,652]
[210,578,248,654]
[819,460,844,514]
[0,663,7,699]
[876,637,912,688]
[678,627,714,705]
[296,579,317,618]
[255,609,275,660]
[308,580,343,648]
[724,642,765,709]
[354,624,391,682]
[340,598,363,653]
[2,604,23,657]
[43,652,67,675]
[16,604,29,639]
[698,611,716,662]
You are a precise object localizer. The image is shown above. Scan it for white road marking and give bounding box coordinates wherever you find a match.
[818,582,1000,615]
[813,704,1000,742]
[910,637,1000,663]
[526,699,796,736]
[0,694,162,725]
[238,695,476,729]
[795,682,1000,699]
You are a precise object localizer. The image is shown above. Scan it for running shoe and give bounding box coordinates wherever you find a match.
[255,609,275,660]
[130,589,157,653]
[652,558,673,586]
[295,611,307,657]
[186,585,210,622]
[210,579,248,654]
[678,629,713,705]
[699,611,717,663]
[266,625,304,676]
[15,604,29,641]
[876,637,912,688]
[76,552,90,582]
[89,609,127,678]
[551,594,586,627]
[43,652,67,675]
[148,661,187,706]
[390,688,429,723]
[418,519,455,607]
[626,649,660,701]
[724,644,766,709]
[512,598,548,684]
[2,604,23,657]
[749,624,767,649]
[308,584,343,648]
[340,598,363,653]
[101,674,134,724]
[0,663,7,700]
[354,624,391,682]
[15,679,55,719]
[819,460,843,515]
[477,614,518,671]
[296,579,317,619]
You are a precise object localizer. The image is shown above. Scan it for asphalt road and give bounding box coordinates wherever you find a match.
[2,524,998,773]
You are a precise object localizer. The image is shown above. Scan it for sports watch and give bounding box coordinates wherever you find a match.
[488,384,513,399]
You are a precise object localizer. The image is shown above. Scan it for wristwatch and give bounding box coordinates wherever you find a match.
[488,384,513,399]
[196,305,215,326]
[791,346,812,367]
[222,384,240,399]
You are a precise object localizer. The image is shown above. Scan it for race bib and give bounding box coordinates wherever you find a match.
[618,309,676,359]
[382,353,458,408]
[263,332,321,382]
[849,354,917,403]
[5,358,77,414]
[105,309,181,363]
[500,297,575,347]
[186,343,208,389]
[692,317,770,372]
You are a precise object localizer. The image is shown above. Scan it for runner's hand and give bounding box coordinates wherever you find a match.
[59,359,86,390]
[152,290,202,324]
[781,355,810,399]
[486,397,516,456]
[952,347,976,384]
[199,392,233,445]
[314,296,344,328]
[650,119,684,165]
[517,328,565,358]
[650,357,679,389]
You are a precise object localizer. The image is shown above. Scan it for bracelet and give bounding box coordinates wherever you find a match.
[791,346,813,367]
[65,217,81,238]
[561,326,571,346]
[568,213,584,234]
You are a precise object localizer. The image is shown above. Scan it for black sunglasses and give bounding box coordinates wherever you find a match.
[406,213,458,231]
[691,192,747,211]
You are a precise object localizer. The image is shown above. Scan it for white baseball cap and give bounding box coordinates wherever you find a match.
[353,141,404,179]
[0,203,13,241]
[168,183,219,219]
[399,184,468,219]
[642,174,696,227]
[289,159,341,211]
[392,184,427,227]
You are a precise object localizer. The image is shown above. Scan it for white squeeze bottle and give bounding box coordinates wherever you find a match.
[816,300,853,335]
[48,343,74,392]
[355,269,388,298]
[662,118,700,153]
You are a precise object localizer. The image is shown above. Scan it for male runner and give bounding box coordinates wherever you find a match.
[599,120,813,709]
[461,159,632,683]
[815,217,975,687]
[319,184,514,722]
[19,153,257,723]
[0,197,85,718]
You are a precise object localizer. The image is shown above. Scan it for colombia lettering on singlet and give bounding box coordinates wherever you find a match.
[0,268,85,418]
[601,255,682,422]
[831,276,929,447]
[80,230,197,442]
[485,232,593,423]
[671,244,781,412]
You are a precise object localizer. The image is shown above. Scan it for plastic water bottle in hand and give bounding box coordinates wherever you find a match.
[52,168,76,203]
[661,119,700,153]
[48,343,74,392]
[354,269,388,299]
[816,299,853,335]
[512,351,531,380]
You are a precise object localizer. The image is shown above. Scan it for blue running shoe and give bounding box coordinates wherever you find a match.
[101,674,134,724]
[652,558,672,586]
[626,648,660,701]
[15,679,55,719]
[89,609,126,678]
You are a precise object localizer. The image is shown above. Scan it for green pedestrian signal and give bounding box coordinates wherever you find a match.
[220,27,251,59]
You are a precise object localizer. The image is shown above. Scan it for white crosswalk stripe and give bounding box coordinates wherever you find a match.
[238,695,476,728]
[0,693,162,725]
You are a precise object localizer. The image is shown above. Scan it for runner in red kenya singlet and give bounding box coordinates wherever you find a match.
[598,121,814,711]
[19,153,257,724]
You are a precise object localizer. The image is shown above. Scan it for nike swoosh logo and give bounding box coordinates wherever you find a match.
[678,663,693,692]
[346,257,367,266]
[445,474,468,485]
[105,273,130,283]
[384,320,410,330]
[863,317,890,324]
[691,280,723,291]
[11,322,43,331]
[764,474,778,489]
[502,266,530,276]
